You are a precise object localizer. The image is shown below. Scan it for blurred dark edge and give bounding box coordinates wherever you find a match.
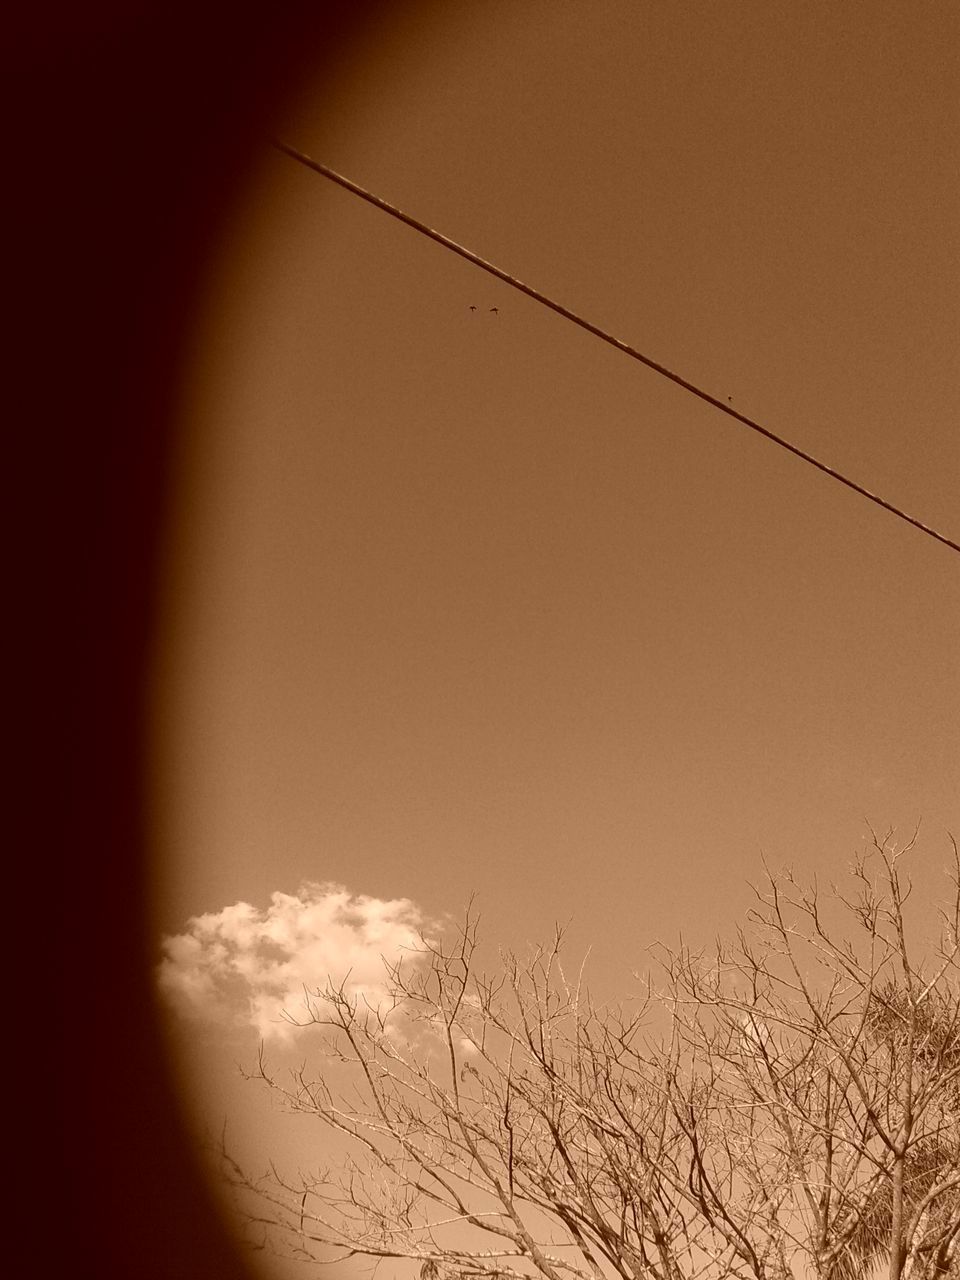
[8,1,395,1275]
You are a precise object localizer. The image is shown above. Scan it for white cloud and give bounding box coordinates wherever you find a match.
[739,1011,777,1059]
[158,882,430,1042]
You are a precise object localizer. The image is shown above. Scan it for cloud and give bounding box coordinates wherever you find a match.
[158,882,430,1042]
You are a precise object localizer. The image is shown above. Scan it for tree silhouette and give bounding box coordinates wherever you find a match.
[223,831,958,1280]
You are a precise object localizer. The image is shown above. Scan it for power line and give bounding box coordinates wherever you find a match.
[273,139,960,558]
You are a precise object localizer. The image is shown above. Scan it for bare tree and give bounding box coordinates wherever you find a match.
[653,828,959,1280]
[223,831,959,1280]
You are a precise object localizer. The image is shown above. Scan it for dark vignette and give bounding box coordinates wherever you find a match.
[12,2,400,1275]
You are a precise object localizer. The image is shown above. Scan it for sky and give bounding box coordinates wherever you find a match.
[148,3,959,1275]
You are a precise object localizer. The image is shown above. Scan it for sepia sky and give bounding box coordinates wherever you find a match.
[149,3,959,1272]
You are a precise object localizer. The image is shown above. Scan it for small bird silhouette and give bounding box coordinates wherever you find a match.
[489,307,499,315]
[468,305,477,312]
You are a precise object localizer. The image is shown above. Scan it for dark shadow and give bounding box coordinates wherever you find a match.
[20,2,407,1275]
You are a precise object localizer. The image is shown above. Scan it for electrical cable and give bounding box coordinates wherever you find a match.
[274,140,960,558]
